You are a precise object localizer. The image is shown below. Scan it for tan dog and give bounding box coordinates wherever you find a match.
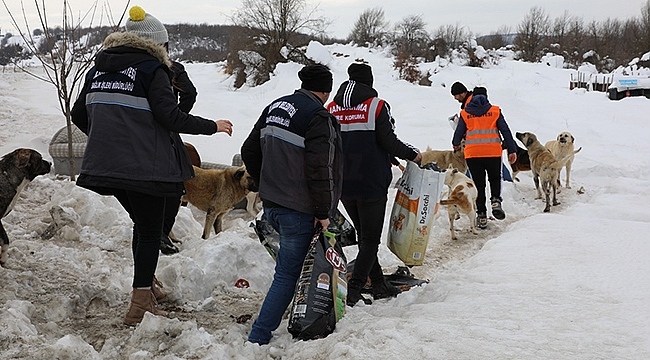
[183,165,257,239]
[439,166,478,240]
[421,140,467,173]
[545,131,582,189]
[516,132,574,212]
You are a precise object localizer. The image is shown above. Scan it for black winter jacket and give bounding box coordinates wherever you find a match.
[71,32,217,197]
[241,89,343,220]
[329,80,418,200]
[171,61,197,113]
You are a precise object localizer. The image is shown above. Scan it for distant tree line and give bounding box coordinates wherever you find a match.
[3,0,650,86]
[350,3,650,77]
[510,5,650,72]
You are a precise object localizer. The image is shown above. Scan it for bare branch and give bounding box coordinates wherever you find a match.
[2,0,129,179]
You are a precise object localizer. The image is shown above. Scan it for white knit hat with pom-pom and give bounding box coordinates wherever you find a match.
[125,6,168,44]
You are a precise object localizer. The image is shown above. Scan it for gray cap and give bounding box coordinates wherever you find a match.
[125,6,169,45]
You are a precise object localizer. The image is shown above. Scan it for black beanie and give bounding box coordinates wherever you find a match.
[348,63,373,87]
[298,64,333,92]
[451,82,468,95]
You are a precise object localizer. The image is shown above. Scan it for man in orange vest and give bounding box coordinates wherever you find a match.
[450,82,517,229]
[451,83,514,182]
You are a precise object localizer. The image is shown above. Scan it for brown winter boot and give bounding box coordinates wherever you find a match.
[152,277,168,304]
[124,288,169,326]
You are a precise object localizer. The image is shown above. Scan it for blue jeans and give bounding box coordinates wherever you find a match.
[248,207,314,345]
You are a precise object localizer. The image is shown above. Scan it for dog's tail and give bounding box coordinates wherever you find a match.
[440,198,460,206]
[555,150,578,167]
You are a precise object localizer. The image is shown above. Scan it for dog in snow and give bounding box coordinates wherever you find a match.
[439,166,478,240]
[0,148,51,266]
[544,131,582,189]
[183,165,258,239]
[421,140,467,173]
[516,132,575,213]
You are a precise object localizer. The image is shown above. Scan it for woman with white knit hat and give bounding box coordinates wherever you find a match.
[126,7,200,257]
[71,6,234,325]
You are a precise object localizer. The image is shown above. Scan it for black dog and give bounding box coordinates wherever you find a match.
[510,143,531,182]
[1,148,51,266]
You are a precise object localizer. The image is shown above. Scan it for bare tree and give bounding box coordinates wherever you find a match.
[550,11,572,47]
[391,15,431,58]
[230,0,329,67]
[640,0,650,51]
[563,16,586,67]
[622,18,644,62]
[348,7,389,46]
[514,6,551,62]
[432,23,468,49]
[1,0,129,179]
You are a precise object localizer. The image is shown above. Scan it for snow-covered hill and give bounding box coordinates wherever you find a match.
[1,42,649,359]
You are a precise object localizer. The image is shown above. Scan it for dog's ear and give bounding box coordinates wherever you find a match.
[14,149,32,168]
[571,135,575,143]
[234,167,245,180]
[526,135,534,147]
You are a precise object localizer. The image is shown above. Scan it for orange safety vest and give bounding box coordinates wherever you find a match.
[461,105,502,158]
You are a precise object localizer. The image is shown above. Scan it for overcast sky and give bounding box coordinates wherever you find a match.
[1,0,648,39]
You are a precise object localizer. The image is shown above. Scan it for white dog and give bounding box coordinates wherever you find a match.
[545,131,582,189]
[439,166,478,240]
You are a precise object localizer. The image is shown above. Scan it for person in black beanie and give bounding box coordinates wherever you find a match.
[451,81,472,109]
[327,62,422,306]
[242,64,343,345]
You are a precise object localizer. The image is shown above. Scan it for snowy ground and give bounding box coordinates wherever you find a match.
[1,43,650,359]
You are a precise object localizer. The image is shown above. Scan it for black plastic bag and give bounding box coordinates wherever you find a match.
[287,229,347,341]
[252,209,356,261]
[327,209,357,247]
[252,212,280,261]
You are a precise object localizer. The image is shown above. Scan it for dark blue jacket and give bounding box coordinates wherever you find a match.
[241,89,343,219]
[329,80,418,200]
[71,32,217,196]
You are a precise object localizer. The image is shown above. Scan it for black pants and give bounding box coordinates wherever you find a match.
[112,190,166,288]
[162,195,181,237]
[466,157,502,213]
[342,196,387,287]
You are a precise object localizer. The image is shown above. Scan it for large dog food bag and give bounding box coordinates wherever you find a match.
[287,230,347,340]
[388,161,445,266]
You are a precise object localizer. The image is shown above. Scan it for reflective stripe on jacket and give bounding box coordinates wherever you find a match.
[328,97,384,131]
[461,105,502,158]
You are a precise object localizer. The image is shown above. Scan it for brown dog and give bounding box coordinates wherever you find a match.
[544,132,582,189]
[1,148,51,266]
[183,142,202,168]
[439,166,478,240]
[516,132,574,212]
[421,140,467,173]
[510,144,532,182]
[183,165,257,239]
